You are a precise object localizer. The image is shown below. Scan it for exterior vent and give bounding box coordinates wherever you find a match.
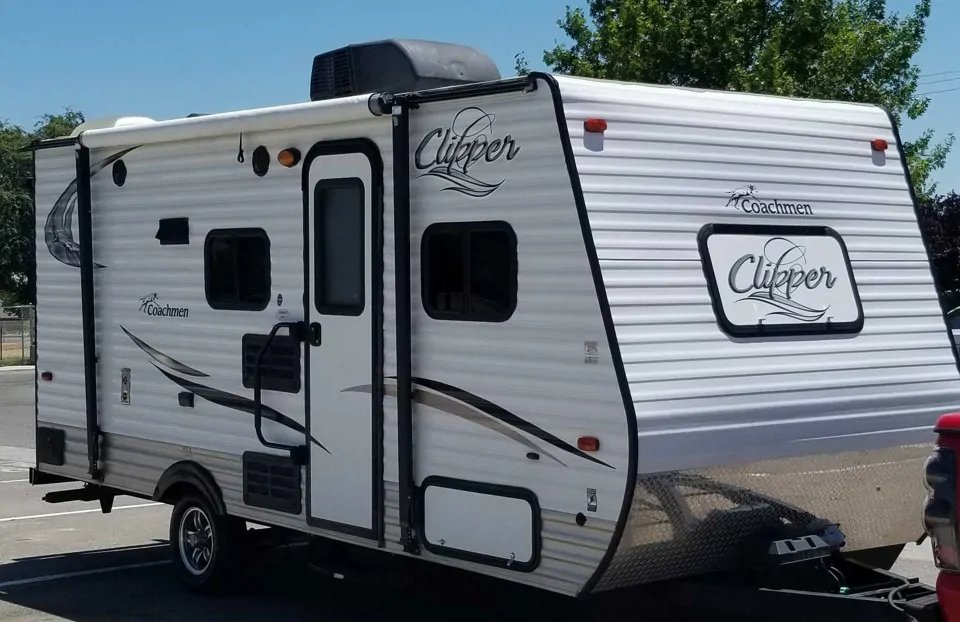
[309,39,501,102]
[310,48,354,100]
[243,452,302,514]
[241,333,301,394]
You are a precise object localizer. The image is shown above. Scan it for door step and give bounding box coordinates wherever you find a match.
[305,537,392,587]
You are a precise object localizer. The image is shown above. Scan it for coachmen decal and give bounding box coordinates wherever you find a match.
[139,293,189,318]
[726,185,814,216]
[700,226,863,336]
[415,107,521,198]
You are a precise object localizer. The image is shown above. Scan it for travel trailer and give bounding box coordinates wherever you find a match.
[26,38,960,611]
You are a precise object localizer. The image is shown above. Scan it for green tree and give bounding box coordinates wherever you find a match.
[918,191,960,311]
[543,0,951,200]
[0,109,84,306]
[514,52,531,76]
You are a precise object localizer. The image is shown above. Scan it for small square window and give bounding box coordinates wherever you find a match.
[204,228,271,311]
[421,221,517,322]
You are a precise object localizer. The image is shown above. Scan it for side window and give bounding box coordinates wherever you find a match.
[421,221,517,322]
[315,178,365,316]
[204,228,271,311]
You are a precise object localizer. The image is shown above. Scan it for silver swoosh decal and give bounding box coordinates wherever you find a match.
[44,146,139,268]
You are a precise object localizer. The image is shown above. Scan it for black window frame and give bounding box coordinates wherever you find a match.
[697,223,864,338]
[203,227,272,311]
[314,177,366,317]
[420,220,518,323]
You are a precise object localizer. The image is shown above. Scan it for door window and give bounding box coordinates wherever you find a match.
[314,178,365,316]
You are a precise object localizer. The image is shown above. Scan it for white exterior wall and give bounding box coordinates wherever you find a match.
[89,131,306,453]
[397,82,632,594]
[33,83,631,597]
[556,75,960,473]
[34,112,394,468]
[35,146,87,431]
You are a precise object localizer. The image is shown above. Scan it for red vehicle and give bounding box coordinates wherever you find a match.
[923,412,960,622]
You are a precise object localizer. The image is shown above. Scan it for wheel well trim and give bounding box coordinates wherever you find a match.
[154,461,226,516]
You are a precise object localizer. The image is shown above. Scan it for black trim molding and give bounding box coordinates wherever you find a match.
[390,101,417,554]
[417,476,541,572]
[880,107,960,372]
[76,146,101,480]
[26,137,79,152]
[301,138,385,544]
[530,72,640,597]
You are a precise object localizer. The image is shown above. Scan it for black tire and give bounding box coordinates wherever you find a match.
[169,493,245,595]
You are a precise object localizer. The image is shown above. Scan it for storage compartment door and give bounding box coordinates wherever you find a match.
[419,477,540,571]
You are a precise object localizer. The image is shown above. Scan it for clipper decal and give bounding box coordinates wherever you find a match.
[414,107,521,198]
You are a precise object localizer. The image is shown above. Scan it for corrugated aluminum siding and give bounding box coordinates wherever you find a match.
[556,75,960,474]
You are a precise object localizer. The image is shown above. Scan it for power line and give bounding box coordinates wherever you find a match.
[920,76,960,87]
[920,69,960,78]
[918,86,960,96]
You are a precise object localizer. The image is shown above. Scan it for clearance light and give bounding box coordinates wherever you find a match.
[584,118,608,133]
[577,436,600,452]
[871,139,889,152]
[278,148,302,167]
[41,371,53,381]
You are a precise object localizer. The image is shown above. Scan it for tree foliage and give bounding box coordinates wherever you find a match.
[918,192,960,312]
[0,110,84,306]
[543,0,952,199]
[514,52,531,76]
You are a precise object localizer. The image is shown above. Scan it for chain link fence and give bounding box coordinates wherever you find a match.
[0,305,35,366]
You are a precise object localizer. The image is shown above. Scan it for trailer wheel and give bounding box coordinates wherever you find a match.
[169,493,244,594]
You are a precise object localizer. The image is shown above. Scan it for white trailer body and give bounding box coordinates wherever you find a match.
[30,40,960,597]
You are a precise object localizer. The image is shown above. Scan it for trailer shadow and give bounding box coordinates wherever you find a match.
[0,541,681,622]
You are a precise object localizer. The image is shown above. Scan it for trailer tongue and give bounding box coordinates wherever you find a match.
[646,411,960,621]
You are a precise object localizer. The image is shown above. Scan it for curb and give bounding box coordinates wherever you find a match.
[0,365,34,373]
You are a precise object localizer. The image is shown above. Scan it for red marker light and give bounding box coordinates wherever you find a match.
[577,436,600,452]
[584,118,608,133]
[871,139,889,152]
[41,371,53,381]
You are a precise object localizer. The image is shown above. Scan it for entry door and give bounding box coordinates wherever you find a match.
[306,146,378,538]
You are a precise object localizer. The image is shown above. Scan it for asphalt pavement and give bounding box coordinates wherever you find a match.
[0,368,940,621]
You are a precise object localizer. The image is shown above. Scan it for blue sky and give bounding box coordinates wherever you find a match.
[2,0,957,189]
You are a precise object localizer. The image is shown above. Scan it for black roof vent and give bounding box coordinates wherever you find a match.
[310,39,501,102]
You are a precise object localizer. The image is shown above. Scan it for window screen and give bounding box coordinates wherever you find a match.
[315,178,365,316]
[204,228,271,310]
[421,221,517,322]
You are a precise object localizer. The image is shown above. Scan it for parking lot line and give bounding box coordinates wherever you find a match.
[0,479,28,484]
[0,560,171,589]
[0,502,162,523]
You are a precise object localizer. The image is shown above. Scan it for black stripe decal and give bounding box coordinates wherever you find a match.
[152,364,329,454]
[344,381,567,466]
[409,376,613,469]
[120,325,209,377]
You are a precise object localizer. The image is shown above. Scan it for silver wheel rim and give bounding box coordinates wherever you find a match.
[178,506,214,576]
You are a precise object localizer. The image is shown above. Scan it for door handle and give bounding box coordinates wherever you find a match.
[308,322,321,347]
